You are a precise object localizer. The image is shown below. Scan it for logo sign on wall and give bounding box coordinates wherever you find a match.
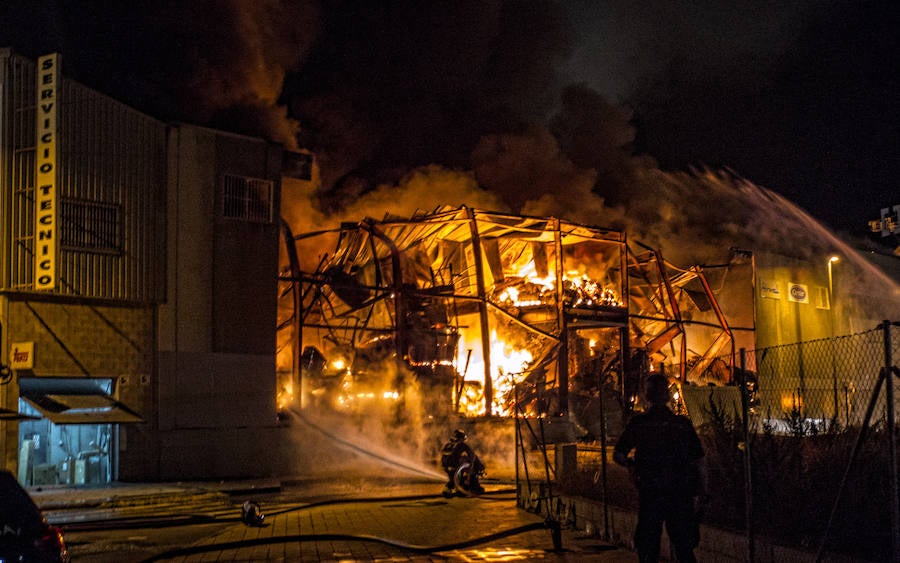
[760,280,781,300]
[787,283,809,304]
[10,342,34,370]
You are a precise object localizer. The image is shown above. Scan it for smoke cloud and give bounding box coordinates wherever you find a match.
[9,0,897,480]
[11,1,321,151]
[275,3,857,267]
[6,0,893,233]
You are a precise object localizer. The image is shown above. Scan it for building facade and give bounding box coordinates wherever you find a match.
[751,248,900,427]
[0,50,286,484]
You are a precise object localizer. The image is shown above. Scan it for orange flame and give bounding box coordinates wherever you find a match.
[456,328,533,416]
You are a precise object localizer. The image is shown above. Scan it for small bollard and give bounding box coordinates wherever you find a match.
[545,517,563,551]
[241,500,265,526]
[555,443,577,482]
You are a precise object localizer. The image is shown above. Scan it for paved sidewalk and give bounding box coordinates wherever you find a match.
[151,492,631,562]
[31,480,635,562]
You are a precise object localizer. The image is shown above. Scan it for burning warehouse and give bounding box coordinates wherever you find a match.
[0,49,755,487]
[278,205,738,436]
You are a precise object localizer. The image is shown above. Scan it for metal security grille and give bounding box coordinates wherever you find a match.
[222,174,273,223]
[60,199,122,253]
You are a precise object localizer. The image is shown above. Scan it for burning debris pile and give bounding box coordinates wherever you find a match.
[277,205,736,430]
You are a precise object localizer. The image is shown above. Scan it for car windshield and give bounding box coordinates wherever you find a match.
[0,470,44,530]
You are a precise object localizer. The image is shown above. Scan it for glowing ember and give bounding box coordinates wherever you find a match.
[493,267,622,311]
[563,273,622,308]
[496,283,546,308]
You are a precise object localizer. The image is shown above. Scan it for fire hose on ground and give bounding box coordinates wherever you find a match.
[136,409,568,561]
[139,498,563,563]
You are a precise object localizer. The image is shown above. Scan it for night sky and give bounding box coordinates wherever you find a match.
[2,0,898,237]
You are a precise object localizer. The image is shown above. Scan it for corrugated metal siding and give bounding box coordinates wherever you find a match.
[1,53,167,302]
[3,53,37,291]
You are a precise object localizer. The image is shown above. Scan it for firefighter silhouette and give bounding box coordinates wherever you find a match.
[440,429,485,497]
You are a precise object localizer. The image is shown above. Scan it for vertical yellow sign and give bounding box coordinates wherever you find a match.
[35,53,59,291]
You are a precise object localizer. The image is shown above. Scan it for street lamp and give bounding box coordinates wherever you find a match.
[827,256,839,424]
[827,256,839,308]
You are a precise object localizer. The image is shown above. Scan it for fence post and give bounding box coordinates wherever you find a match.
[818,324,897,562]
[883,320,899,560]
[739,348,755,562]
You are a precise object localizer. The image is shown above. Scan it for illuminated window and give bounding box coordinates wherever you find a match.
[221,174,274,223]
[60,199,122,253]
[814,286,830,310]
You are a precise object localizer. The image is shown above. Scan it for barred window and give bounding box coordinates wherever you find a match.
[60,199,122,253]
[222,174,274,223]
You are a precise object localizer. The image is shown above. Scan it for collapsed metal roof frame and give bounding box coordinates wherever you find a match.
[626,242,736,383]
[278,205,735,418]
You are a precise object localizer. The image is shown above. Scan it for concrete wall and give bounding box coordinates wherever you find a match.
[156,351,279,479]
[159,125,280,357]
[155,125,283,480]
[0,52,285,481]
[5,300,154,378]
[160,127,216,354]
[211,132,281,356]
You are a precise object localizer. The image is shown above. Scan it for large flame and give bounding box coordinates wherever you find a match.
[457,257,624,417]
[456,329,533,417]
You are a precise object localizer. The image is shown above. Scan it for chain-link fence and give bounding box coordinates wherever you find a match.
[751,326,897,431]
[545,320,900,561]
[695,320,900,561]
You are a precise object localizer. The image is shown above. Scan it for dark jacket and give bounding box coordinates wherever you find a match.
[441,439,472,471]
[614,405,705,497]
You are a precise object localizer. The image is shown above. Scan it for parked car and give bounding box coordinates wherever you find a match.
[0,469,69,562]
